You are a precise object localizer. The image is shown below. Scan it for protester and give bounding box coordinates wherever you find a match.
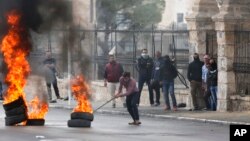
[202,54,211,110]
[160,55,178,111]
[43,51,62,103]
[207,58,218,111]
[150,51,164,106]
[187,53,205,110]
[136,48,154,106]
[104,55,125,108]
[115,72,141,125]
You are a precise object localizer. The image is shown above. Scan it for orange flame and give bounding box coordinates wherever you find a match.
[71,75,93,113]
[28,96,48,119]
[0,10,31,105]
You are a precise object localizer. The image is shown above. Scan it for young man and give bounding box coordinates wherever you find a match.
[104,55,125,108]
[151,51,164,106]
[160,55,178,111]
[43,51,62,103]
[187,53,205,110]
[115,72,141,125]
[136,48,154,106]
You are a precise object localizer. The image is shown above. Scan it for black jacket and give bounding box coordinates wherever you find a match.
[187,59,204,82]
[136,56,154,79]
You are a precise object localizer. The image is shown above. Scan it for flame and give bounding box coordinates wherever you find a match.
[71,75,93,113]
[28,96,48,119]
[0,10,31,105]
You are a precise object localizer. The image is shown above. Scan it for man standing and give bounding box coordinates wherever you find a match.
[160,55,178,111]
[187,53,205,110]
[202,54,211,110]
[150,51,164,106]
[104,55,125,108]
[43,51,62,103]
[136,48,154,106]
[115,72,141,125]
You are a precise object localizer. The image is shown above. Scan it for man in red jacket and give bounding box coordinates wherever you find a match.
[104,55,125,108]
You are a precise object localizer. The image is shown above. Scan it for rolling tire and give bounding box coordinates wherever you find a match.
[5,105,27,117]
[5,114,28,126]
[26,119,45,126]
[71,112,94,121]
[67,119,91,128]
[3,97,25,111]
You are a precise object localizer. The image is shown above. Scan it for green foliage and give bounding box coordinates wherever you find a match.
[97,0,165,29]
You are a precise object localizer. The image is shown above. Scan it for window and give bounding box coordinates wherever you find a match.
[177,13,184,23]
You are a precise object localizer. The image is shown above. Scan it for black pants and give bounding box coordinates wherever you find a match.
[151,80,161,104]
[138,76,153,105]
[46,79,60,99]
[126,92,139,121]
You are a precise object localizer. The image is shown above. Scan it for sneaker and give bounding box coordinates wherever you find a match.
[154,103,160,107]
[49,100,57,103]
[112,104,116,108]
[57,96,63,100]
[128,121,135,125]
[134,121,141,125]
[64,97,69,101]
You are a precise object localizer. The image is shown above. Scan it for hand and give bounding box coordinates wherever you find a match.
[115,93,121,98]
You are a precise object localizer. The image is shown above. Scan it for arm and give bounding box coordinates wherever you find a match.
[187,64,191,82]
[120,80,136,97]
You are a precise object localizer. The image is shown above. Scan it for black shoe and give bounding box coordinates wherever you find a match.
[49,100,57,103]
[154,103,160,107]
[57,96,63,100]
[64,97,69,101]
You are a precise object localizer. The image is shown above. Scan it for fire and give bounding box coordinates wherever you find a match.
[71,75,93,113]
[0,10,31,104]
[28,96,48,119]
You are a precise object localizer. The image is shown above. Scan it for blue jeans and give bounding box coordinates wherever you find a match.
[126,92,140,121]
[210,86,217,111]
[162,80,177,109]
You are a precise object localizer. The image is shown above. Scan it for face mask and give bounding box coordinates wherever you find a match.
[141,53,149,59]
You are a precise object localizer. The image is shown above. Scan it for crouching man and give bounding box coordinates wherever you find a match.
[115,72,141,125]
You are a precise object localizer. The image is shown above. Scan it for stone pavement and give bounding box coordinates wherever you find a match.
[48,99,250,125]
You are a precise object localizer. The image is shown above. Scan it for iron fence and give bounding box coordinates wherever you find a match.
[234,31,250,95]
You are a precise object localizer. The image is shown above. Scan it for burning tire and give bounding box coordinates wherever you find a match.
[3,97,25,111]
[67,119,91,128]
[5,114,28,126]
[5,105,27,117]
[71,112,94,121]
[26,119,45,126]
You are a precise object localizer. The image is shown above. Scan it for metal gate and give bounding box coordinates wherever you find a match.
[234,31,250,95]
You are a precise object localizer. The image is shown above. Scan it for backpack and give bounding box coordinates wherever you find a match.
[171,64,178,79]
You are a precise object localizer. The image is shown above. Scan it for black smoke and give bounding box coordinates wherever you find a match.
[0,0,72,37]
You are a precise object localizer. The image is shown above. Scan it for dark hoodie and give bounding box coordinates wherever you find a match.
[208,62,218,86]
[187,58,204,82]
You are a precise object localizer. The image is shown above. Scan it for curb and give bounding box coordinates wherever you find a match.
[49,105,250,126]
[96,109,250,126]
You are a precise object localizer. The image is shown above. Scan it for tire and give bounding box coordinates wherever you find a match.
[5,105,27,117]
[67,119,91,128]
[71,112,94,121]
[3,97,25,111]
[26,119,45,126]
[5,114,28,126]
